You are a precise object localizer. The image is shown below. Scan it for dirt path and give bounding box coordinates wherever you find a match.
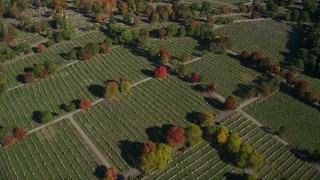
[69,116,111,168]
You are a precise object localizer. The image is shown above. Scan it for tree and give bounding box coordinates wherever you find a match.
[260,83,272,97]
[150,11,159,22]
[167,126,186,147]
[79,47,91,60]
[240,143,252,154]
[285,72,297,85]
[140,151,158,173]
[44,61,57,74]
[62,26,76,40]
[133,17,142,27]
[1,135,15,148]
[207,83,218,93]
[241,50,250,59]
[268,64,281,74]
[119,29,133,44]
[251,11,259,19]
[198,111,215,126]
[156,143,172,171]
[201,1,212,11]
[300,11,310,22]
[217,131,228,144]
[10,3,20,18]
[79,99,92,110]
[36,44,46,53]
[249,151,263,170]
[160,47,171,64]
[154,66,167,78]
[24,71,36,83]
[291,10,300,21]
[143,141,157,153]
[306,91,318,103]
[181,53,191,62]
[39,70,49,79]
[191,72,199,83]
[226,133,241,154]
[13,128,27,141]
[119,79,131,93]
[105,168,118,180]
[294,80,309,96]
[34,64,46,78]
[39,110,53,123]
[96,13,107,23]
[159,28,166,39]
[185,124,203,147]
[118,2,128,15]
[104,81,120,99]
[224,95,239,110]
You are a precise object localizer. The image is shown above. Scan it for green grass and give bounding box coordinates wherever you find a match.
[215,20,303,64]
[0,46,152,131]
[73,76,218,173]
[189,53,260,101]
[0,120,99,179]
[244,92,320,152]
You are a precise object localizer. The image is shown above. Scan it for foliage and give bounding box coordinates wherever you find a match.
[13,128,27,141]
[104,81,120,99]
[185,124,203,147]
[79,99,92,110]
[24,71,36,83]
[226,133,241,154]
[105,167,118,180]
[36,44,46,53]
[224,95,239,110]
[154,66,167,78]
[119,79,131,93]
[197,111,215,126]
[166,126,186,147]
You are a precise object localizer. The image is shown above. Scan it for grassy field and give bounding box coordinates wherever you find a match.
[73,76,218,173]
[145,113,320,179]
[215,20,303,64]
[244,92,320,152]
[153,37,203,59]
[0,120,99,179]
[189,53,260,101]
[0,46,153,131]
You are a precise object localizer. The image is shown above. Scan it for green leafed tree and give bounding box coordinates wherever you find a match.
[139,151,158,174]
[104,81,120,99]
[185,124,203,147]
[156,143,172,171]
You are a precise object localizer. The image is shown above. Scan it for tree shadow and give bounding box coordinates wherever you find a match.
[224,172,245,180]
[88,84,104,98]
[141,69,154,77]
[32,111,42,123]
[185,111,201,124]
[232,83,257,99]
[192,84,207,93]
[118,140,143,168]
[59,52,69,60]
[24,67,33,73]
[145,124,172,144]
[71,99,81,109]
[93,164,106,179]
[16,74,25,83]
[59,103,67,111]
[204,97,225,110]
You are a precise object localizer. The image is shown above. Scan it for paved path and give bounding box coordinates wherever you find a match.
[123,169,140,179]
[237,97,260,110]
[184,57,203,65]
[234,18,271,23]
[69,116,111,168]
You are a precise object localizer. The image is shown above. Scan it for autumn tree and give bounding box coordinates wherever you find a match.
[260,83,272,97]
[10,3,20,18]
[156,143,172,171]
[118,2,128,15]
[217,126,229,145]
[197,111,215,126]
[268,64,281,74]
[13,128,27,141]
[166,126,186,147]
[251,11,259,19]
[191,72,199,83]
[104,81,120,99]
[143,141,157,153]
[36,44,46,53]
[79,99,92,110]
[207,83,218,93]
[105,167,118,180]
[185,124,203,147]
[154,65,167,78]
[224,95,239,110]
[294,79,309,96]
[1,135,15,148]
[306,91,318,103]
[140,151,158,173]
[181,52,191,62]
[118,78,131,93]
[24,71,36,83]
[249,151,263,170]
[96,13,107,23]
[160,47,171,64]
[285,72,297,85]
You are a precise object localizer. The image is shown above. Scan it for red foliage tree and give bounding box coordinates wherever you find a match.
[241,50,250,59]
[306,91,318,103]
[154,65,167,78]
[1,135,15,148]
[268,64,281,74]
[224,95,239,110]
[24,71,35,83]
[191,72,199,83]
[39,70,49,79]
[79,99,92,110]
[294,80,309,96]
[2,31,14,43]
[13,128,27,141]
[251,51,263,61]
[251,11,260,19]
[167,126,186,147]
[36,44,46,53]
[105,168,118,180]
[143,141,157,153]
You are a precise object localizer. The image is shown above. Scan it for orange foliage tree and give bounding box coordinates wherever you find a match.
[105,168,118,180]
[79,99,92,110]
[13,128,27,141]
[1,135,16,148]
[224,95,239,110]
[36,44,46,53]
[143,141,157,153]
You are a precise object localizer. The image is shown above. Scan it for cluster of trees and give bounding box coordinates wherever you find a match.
[23,61,58,83]
[33,110,53,123]
[139,123,203,173]
[241,50,281,75]
[214,125,264,171]
[159,24,186,39]
[104,78,131,100]
[0,126,27,148]
[67,41,110,61]
[0,0,29,18]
